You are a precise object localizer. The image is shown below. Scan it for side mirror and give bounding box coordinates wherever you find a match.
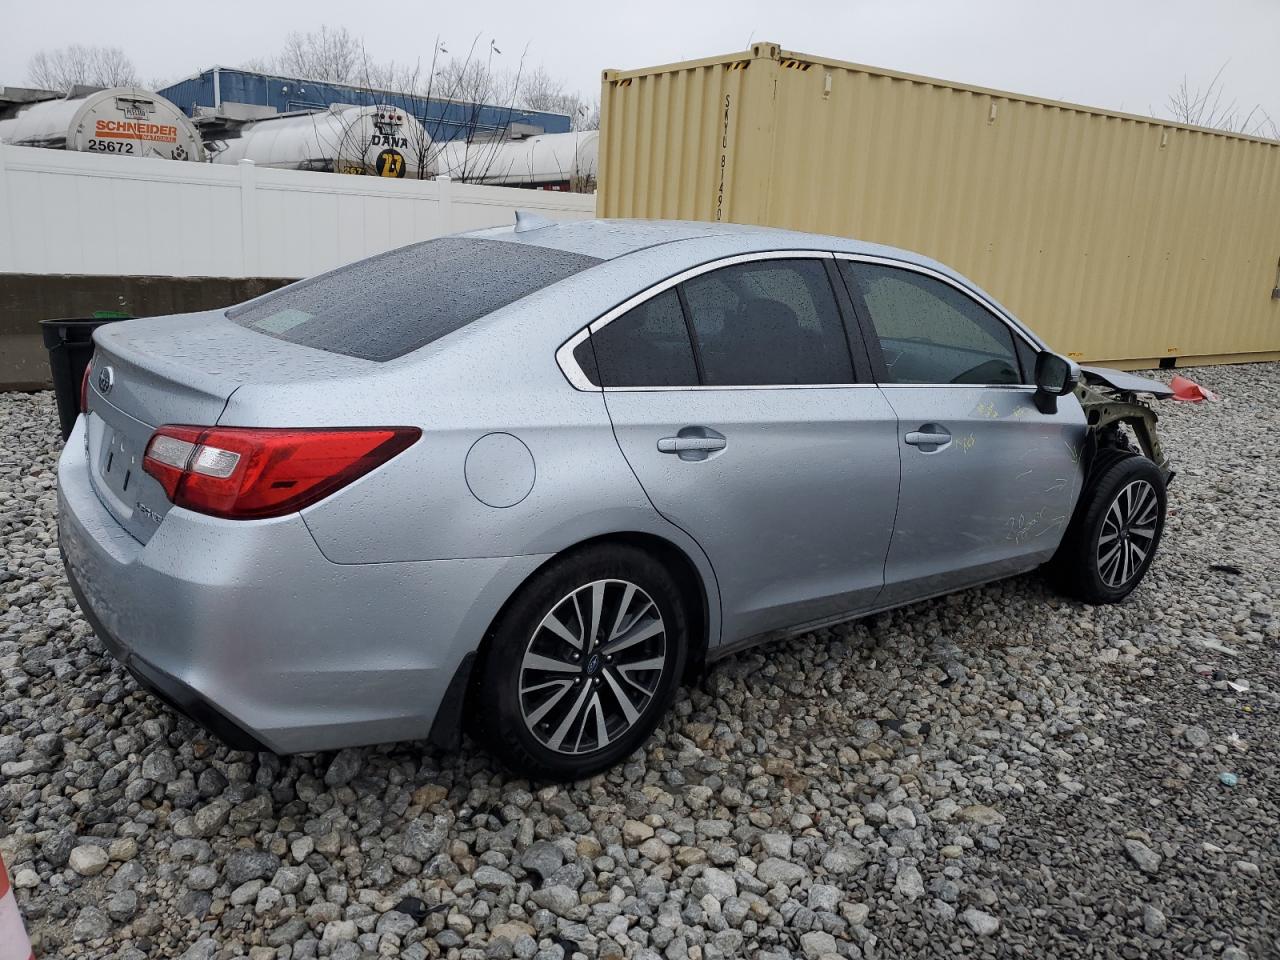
[1033,351,1079,414]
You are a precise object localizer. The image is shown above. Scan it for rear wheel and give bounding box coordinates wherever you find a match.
[1048,451,1166,603]
[472,544,687,780]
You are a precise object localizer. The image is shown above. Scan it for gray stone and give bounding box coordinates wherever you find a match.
[106,890,138,921]
[180,939,219,960]
[520,840,565,880]
[694,866,737,902]
[1143,904,1167,937]
[757,857,807,887]
[69,844,109,877]
[807,884,841,912]
[226,849,281,886]
[1183,726,1211,749]
[799,930,838,958]
[324,748,363,786]
[895,864,925,900]
[141,748,178,783]
[961,907,1001,936]
[1123,839,1162,875]
[886,805,917,829]
[475,864,517,891]
[403,815,450,861]
[73,905,111,941]
[530,884,580,915]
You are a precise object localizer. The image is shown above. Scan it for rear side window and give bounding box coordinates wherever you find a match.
[681,259,854,386]
[841,261,1023,385]
[590,289,699,387]
[229,237,601,362]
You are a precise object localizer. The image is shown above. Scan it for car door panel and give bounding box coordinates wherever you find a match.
[604,388,901,642]
[837,256,1088,605]
[877,385,1085,604]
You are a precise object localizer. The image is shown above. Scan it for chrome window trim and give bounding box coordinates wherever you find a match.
[556,327,596,391]
[830,252,1046,357]
[555,250,839,392]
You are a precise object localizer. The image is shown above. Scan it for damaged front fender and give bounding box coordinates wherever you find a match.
[1076,377,1174,483]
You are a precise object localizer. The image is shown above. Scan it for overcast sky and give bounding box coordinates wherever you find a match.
[4,0,1277,128]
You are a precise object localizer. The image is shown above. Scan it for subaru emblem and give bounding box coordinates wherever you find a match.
[97,365,114,395]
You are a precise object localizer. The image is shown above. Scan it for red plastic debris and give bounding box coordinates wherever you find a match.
[1170,375,1216,402]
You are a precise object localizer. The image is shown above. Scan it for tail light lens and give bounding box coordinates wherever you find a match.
[143,425,421,520]
[80,356,94,415]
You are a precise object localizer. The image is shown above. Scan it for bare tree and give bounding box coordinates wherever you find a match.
[28,45,141,91]
[240,27,593,181]
[516,67,597,131]
[1163,64,1278,140]
[276,25,364,83]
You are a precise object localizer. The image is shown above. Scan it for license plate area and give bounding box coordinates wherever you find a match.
[100,425,141,501]
[85,406,171,544]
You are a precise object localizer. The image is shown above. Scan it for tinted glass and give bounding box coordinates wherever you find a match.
[681,259,854,386]
[229,237,601,362]
[1014,335,1038,384]
[591,289,698,387]
[842,262,1022,385]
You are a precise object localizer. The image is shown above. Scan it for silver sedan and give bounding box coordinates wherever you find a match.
[57,218,1171,779]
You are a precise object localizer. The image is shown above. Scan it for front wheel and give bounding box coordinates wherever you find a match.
[1048,451,1167,604]
[472,544,687,780]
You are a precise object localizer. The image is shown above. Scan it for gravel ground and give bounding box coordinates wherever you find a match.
[1,364,1277,960]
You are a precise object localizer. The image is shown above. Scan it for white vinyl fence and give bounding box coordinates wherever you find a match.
[0,144,597,279]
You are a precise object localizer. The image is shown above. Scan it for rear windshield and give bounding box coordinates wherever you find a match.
[228,236,602,361]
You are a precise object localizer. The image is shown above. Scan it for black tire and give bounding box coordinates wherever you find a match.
[471,544,688,780]
[1048,451,1166,604]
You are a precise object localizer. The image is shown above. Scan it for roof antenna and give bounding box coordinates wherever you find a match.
[514,210,555,233]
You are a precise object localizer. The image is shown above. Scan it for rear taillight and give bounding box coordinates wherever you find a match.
[80,356,94,415]
[143,425,421,520]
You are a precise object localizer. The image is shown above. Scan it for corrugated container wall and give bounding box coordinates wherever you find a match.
[598,43,1280,366]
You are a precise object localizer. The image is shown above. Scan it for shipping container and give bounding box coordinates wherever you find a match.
[0,87,204,161]
[597,42,1280,367]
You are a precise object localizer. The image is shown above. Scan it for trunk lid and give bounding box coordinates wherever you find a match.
[84,310,373,543]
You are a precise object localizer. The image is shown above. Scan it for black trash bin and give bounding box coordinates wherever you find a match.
[41,314,130,441]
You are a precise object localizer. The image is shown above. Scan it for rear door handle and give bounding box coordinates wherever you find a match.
[657,427,727,462]
[657,436,727,454]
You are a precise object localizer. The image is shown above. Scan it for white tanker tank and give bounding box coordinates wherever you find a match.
[208,104,432,178]
[438,130,598,190]
[0,87,205,161]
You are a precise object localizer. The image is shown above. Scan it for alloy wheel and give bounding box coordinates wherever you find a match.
[518,579,667,756]
[1097,479,1158,588]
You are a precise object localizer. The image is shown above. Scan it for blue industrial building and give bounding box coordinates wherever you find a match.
[159,67,571,142]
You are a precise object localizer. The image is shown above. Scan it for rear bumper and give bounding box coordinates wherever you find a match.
[57,416,550,754]
[64,561,269,751]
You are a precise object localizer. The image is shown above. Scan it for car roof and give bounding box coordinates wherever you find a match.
[463,217,935,267]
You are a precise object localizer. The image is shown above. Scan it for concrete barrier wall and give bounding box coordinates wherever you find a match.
[0,275,293,389]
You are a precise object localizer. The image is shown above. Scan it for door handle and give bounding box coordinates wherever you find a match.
[904,432,951,446]
[904,423,952,451]
[657,427,727,462]
[657,436,727,454]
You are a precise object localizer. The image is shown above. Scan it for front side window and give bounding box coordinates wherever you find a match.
[680,259,854,386]
[841,261,1023,385]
